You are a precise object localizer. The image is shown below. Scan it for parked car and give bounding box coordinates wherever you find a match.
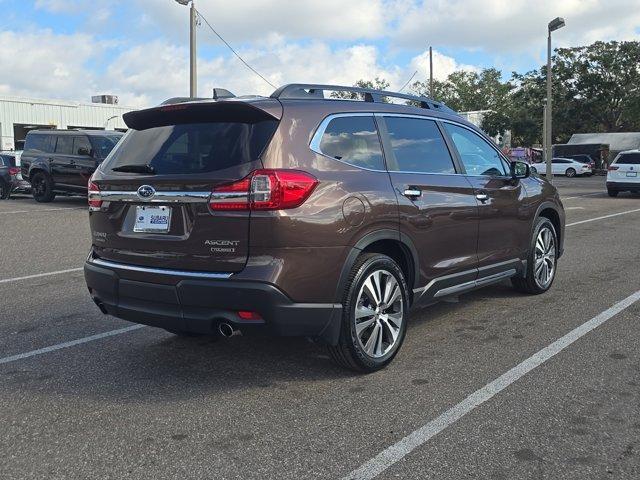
[566,154,596,171]
[0,153,30,199]
[20,129,124,202]
[83,84,565,372]
[550,157,592,177]
[607,150,640,197]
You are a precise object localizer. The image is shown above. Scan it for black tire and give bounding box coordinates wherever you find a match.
[328,253,409,372]
[607,189,619,197]
[0,180,9,200]
[31,172,56,203]
[512,217,558,295]
[565,168,576,178]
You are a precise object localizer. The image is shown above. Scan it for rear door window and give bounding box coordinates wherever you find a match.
[104,121,277,175]
[317,116,384,170]
[615,153,640,165]
[383,117,455,174]
[55,136,73,155]
[73,136,92,156]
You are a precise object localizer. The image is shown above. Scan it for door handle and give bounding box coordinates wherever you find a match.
[475,193,489,203]
[403,188,422,198]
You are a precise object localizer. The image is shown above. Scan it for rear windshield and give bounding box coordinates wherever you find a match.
[90,135,123,159]
[103,121,277,175]
[614,153,640,165]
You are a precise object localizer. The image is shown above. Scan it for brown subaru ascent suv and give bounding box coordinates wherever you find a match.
[84,84,565,372]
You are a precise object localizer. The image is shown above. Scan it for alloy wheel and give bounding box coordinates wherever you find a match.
[534,226,556,289]
[354,269,404,358]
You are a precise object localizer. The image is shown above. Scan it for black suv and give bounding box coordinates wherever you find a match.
[21,130,123,202]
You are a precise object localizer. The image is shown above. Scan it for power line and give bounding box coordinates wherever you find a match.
[194,7,277,90]
[397,70,417,93]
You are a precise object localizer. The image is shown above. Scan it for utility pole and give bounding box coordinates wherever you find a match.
[545,17,565,183]
[429,46,434,98]
[175,0,197,98]
[189,1,197,98]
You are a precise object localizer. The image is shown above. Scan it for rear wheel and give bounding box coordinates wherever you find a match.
[512,217,558,295]
[607,189,619,197]
[31,172,56,203]
[565,168,576,177]
[328,253,409,372]
[0,180,9,200]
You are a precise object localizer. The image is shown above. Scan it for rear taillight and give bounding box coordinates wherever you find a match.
[209,169,318,211]
[237,310,262,321]
[8,167,20,176]
[608,165,619,171]
[88,179,102,209]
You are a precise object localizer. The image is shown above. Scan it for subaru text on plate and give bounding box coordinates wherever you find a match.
[84,84,565,372]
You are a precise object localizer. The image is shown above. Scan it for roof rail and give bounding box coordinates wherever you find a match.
[270,83,457,114]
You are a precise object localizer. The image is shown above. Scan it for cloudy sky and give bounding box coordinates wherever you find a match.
[1,0,638,107]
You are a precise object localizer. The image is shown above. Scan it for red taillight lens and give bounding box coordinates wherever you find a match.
[8,167,20,175]
[237,310,262,321]
[88,179,102,209]
[608,165,619,171]
[209,169,318,211]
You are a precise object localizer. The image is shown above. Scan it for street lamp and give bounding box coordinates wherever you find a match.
[104,115,118,130]
[175,0,197,98]
[545,16,565,183]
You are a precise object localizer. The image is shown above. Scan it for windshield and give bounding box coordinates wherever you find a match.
[90,135,123,159]
[102,121,277,175]
[614,153,640,165]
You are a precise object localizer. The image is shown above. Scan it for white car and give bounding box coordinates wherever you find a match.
[607,150,640,197]
[549,157,592,177]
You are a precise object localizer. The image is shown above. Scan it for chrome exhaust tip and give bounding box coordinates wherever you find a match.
[218,323,236,337]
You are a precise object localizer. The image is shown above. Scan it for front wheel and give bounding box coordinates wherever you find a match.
[512,217,558,295]
[328,253,409,372]
[565,168,576,178]
[31,172,56,203]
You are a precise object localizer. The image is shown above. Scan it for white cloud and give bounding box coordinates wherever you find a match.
[393,0,640,53]
[0,29,99,98]
[133,0,388,42]
[410,49,479,81]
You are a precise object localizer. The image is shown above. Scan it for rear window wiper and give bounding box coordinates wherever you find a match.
[111,164,156,174]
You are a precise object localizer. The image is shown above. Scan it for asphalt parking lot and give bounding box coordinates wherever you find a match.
[1,175,639,480]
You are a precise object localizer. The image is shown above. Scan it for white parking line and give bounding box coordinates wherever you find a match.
[566,208,640,227]
[562,192,603,200]
[343,289,640,480]
[0,325,145,366]
[0,207,85,215]
[0,267,83,285]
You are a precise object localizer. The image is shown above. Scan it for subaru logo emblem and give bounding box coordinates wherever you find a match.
[137,185,156,199]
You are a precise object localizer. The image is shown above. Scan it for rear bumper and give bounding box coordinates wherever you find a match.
[607,181,640,191]
[84,257,342,344]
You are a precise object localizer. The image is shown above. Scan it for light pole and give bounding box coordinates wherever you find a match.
[104,115,118,130]
[175,0,197,98]
[545,16,565,183]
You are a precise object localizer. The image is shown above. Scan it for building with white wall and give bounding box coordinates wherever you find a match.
[0,95,136,151]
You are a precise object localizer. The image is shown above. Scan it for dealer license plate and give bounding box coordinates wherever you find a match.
[133,206,171,233]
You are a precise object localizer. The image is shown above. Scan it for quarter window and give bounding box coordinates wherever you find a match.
[317,116,384,170]
[443,123,507,176]
[383,117,455,174]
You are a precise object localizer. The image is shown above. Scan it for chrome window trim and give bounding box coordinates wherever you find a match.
[88,190,211,203]
[88,256,233,279]
[309,112,388,173]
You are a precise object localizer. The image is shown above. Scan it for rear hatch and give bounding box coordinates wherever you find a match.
[609,152,640,183]
[89,100,282,273]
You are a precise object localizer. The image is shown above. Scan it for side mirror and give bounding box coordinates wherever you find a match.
[510,161,530,180]
[77,147,91,156]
